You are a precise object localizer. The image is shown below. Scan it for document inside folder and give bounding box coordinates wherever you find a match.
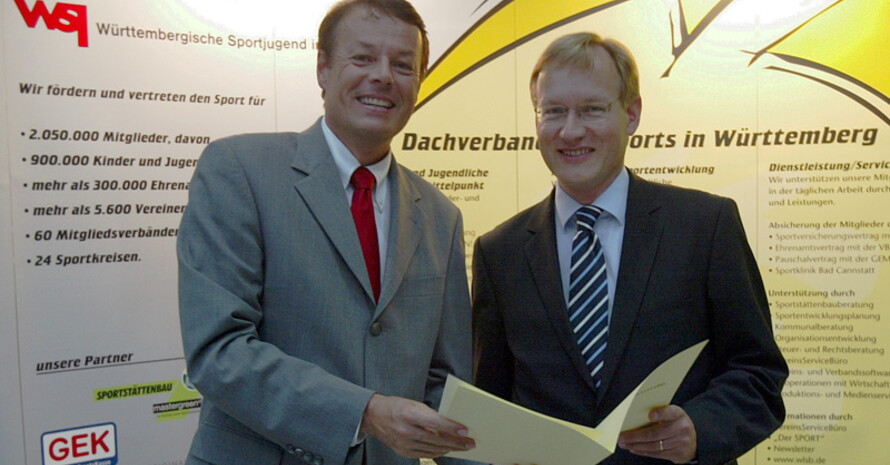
[439,339,708,465]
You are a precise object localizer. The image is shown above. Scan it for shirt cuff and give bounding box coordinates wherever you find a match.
[351,420,366,447]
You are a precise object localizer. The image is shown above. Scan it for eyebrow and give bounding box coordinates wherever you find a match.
[352,41,418,59]
[540,96,614,106]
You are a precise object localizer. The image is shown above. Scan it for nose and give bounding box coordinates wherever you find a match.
[559,110,586,140]
[368,58,394,85]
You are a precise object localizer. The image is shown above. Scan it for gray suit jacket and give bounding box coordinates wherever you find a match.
[178,119,472,465]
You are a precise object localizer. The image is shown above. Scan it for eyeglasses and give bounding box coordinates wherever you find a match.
[534,98,620,124]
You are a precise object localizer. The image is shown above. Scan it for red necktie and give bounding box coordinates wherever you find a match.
[350,167,380,302]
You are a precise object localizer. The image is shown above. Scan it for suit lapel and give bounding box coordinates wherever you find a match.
[525,192,600,391]
[375,163,422,314]
[290,121,375,302]
[598,173,664,398]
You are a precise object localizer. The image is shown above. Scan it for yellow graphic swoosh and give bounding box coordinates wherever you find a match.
[663,0,734,77]
[753,0,889,123]
[673,0,720,30]
[417,0,629,108]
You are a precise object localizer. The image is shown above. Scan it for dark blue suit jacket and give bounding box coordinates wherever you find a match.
[472,170,787,465]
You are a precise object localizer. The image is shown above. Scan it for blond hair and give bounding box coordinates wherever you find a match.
[530,32,640,107]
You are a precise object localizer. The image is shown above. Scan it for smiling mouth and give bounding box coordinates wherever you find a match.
[560,148,592,157]
[358,97,394,109]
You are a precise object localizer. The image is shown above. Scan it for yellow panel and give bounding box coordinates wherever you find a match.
[418,0,622,106]
[768,0,889,98]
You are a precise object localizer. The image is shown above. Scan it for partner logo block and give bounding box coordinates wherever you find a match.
[41,423,117,465]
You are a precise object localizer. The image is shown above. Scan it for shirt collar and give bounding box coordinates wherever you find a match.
[322,117,391,210]
[555,168,629,231]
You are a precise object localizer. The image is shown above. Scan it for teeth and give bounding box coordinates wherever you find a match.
[359,97,394,108]
[561,148,590,156]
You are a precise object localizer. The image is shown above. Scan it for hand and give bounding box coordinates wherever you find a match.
[617,405,697,464]
[360,394,476,459]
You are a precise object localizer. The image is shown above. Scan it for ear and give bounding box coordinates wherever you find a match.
[317,50,329,93]
[625,97,642,135]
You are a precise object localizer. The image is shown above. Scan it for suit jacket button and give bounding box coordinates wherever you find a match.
[369,322,382,336]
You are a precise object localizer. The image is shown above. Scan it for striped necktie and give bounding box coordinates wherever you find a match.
[568,205,609,388]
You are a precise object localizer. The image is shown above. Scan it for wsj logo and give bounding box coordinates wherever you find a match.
[15,0,88,47]
[42,423,118,465]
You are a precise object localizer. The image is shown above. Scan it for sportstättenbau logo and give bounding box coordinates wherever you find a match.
[15,0,88,47]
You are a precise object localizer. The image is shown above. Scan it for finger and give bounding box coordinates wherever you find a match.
[385,427,460,459]
[394,413,474,454]
[622,436,666,453]
[412,411,475,450]
[402,426,476,459]
[415,427,476,452]
[363,395,476,457]
[619,421,664,446]
[620,437,670,462]
[402,441,458,459]
[650,404,684,422]
[419,410,470,436]
[622,407,697,463]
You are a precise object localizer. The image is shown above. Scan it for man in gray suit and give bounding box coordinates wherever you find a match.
[177,1,476,464]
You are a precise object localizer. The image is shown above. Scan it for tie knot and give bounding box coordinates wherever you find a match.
[351,166,376,190]
[576,205,603,231]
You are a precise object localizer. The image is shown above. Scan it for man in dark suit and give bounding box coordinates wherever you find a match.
[472,32,787,464]
[177,1,476,464]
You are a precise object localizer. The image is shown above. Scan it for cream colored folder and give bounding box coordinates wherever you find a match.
[439,340,708,465]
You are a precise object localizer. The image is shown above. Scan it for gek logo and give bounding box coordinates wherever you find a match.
[15,0,88,47]
[41,423,118,465]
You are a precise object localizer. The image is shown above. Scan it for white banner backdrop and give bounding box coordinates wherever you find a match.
[2,1,887,465]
